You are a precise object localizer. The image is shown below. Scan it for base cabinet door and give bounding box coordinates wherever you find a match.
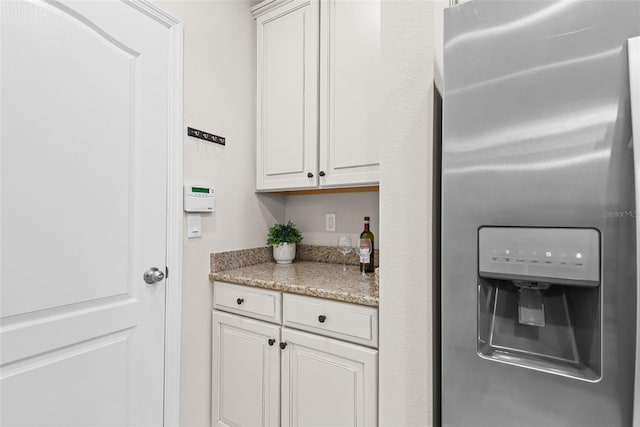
[280,328,378,427]
[212,311,281,427]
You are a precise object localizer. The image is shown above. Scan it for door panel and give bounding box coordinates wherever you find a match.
[2,332,130,427]
[281,328,377,427]
[1,1,170,425]
[212,311,280,427]
[256,0,319,191]
[1,0,135,316]
[264,10,306,176]
[319,0,380,187]
[442,1,639,425]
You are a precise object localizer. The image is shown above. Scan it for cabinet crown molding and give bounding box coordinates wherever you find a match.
[251,0,301,18]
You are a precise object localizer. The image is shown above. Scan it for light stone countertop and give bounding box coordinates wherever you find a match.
[209,261,379,307]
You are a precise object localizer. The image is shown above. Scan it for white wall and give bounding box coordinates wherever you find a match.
[378,1,447,425]
[153,2,383,425]
[151,1,284,426]
[156,1,448,425]
[284,192,380,248]
[434,0,447,93]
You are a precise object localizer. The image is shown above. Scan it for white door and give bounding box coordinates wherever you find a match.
[212,311,280,427]
[1,1,171,425]
[281,328,378,427]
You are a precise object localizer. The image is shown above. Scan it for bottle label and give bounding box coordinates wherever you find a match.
[359,240,371,264]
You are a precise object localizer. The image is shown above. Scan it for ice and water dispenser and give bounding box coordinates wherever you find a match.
[477,227,601,381]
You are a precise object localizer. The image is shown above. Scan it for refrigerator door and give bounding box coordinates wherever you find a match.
[442,1,639,426]
[629,35,640,427]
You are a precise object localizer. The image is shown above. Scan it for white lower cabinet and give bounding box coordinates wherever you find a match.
[212,282,378,427]
[281,328,378,427]
[212,311,281,427]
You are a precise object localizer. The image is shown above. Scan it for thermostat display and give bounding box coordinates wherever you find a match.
[184,185,215,212]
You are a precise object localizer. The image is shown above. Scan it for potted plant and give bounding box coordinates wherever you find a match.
[267,221,303,264]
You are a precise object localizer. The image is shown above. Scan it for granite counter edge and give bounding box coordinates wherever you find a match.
[209,271,379,307]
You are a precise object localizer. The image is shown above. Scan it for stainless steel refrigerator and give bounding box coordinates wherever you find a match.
[441,1,640,425]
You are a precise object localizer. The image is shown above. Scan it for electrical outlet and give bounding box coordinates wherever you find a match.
[325,213,336,232]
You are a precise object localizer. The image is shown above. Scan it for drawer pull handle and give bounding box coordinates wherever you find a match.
[280,342,288,350]
[318,315,327,323]
[236,298,244,305]
[268,338,276,346]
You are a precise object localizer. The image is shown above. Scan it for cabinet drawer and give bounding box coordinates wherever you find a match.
[283,294,378,348]
[213,281,282,324]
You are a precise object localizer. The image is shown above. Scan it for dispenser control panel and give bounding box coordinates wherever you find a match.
[478,227,600,286]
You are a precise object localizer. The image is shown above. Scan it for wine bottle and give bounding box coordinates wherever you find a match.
[359,216,375,273]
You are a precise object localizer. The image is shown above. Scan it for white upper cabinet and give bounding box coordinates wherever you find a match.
[319,0,380,188]
[254,0,319,191]
[253,0,380,191]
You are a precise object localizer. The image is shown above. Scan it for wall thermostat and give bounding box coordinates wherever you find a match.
[184,185,215,213]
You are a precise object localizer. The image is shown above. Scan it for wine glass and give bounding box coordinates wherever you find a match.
[337,236,353,272]
[358,238,372,278]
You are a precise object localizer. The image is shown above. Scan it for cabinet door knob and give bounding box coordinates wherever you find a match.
[236,298,244,305]
[268,338,276,346]
[280,342,288,350]
[318,314,327,323]
[307,172,314,178]
[319,171,325,177]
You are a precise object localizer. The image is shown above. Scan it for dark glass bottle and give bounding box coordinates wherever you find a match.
[359,216,375,273]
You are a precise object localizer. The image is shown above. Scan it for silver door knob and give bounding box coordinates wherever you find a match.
[143,267,165,284]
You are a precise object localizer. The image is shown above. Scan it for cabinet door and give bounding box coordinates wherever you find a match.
[212,311,280,427]
[319,0,380,187]
[281,328,378,427]
[256,0,319,191]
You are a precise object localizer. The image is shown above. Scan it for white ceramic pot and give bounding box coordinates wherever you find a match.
[273,242,296,264]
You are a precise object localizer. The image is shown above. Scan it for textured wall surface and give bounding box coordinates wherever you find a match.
[285,192,380,248]
[152,1,448,425]
[150,2,284,425]
[379,1,445,426]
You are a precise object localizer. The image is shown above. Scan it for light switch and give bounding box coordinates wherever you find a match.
[187,214,202,239]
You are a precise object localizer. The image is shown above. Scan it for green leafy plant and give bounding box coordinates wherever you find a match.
[267,221,303,246]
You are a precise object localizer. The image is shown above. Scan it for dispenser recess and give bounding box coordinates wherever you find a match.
[477,227,601,382]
